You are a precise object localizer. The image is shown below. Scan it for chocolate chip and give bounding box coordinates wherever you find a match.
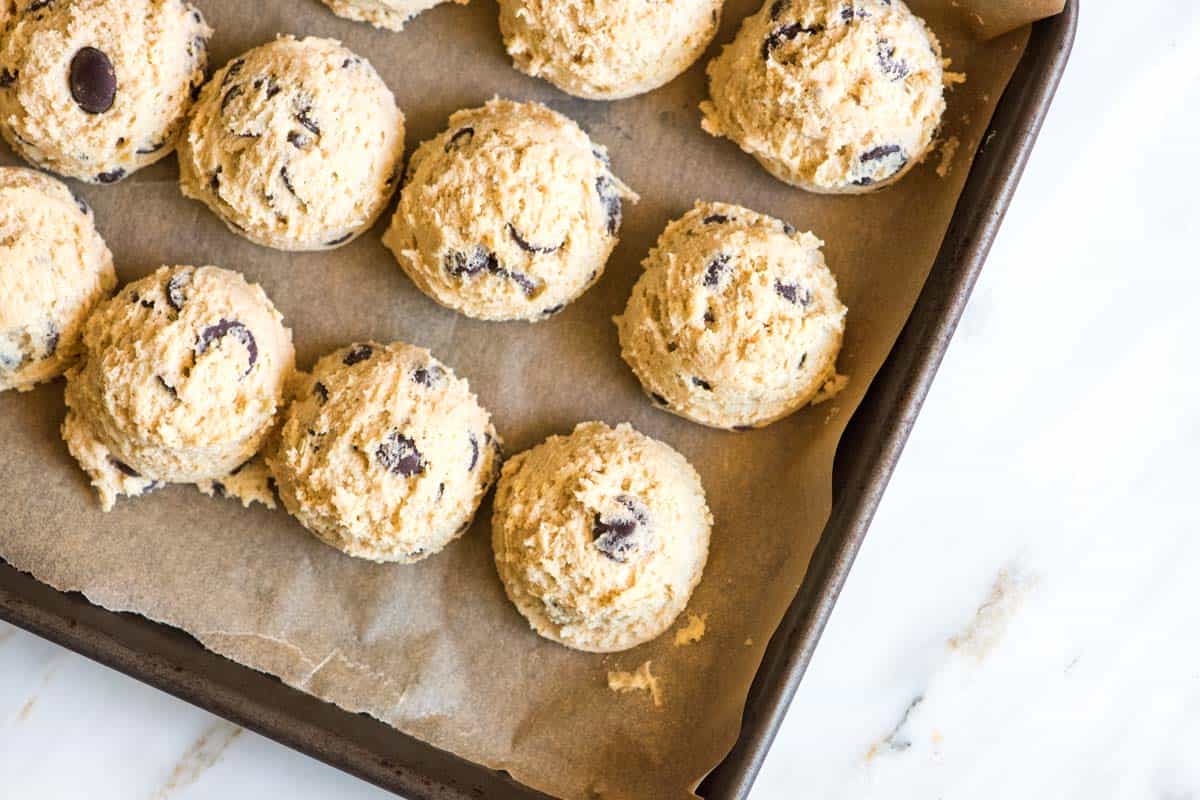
[798,352,807,369]
[542,303,565,316]
[223,59,244,85]
[253,75,281,99]
[0,68,17,88]
[266,476,277,495]
[209,166,221,192]
[591,147,612,168]
[190,81,202,102]
[445,246,494,278]
[296,105,320,136]
[156,376,177,397]
[595,175,622,236]
[313,381,328,404]
[44,326,58,358]
[702,213,729,225]
[877,40,909,80]
[774,280,811,306]
[279,165,300,199]
[136,140,165,154]
[703,253,730,288]
[287,130,311,149]
[852,176,874,187]
[73,193,89,215]
[109,456,139,477]
[325,232,353,246]
[782,222,797,235]
[490,262,540,297]
[763,23,824,60]
[342,343,373,366]
[166,269,192,312]
[692,377,713,390]
[862,144,903,162]
[195,319,258,376]
[733,424,754,431]
[211,481,226,497]
[840,4,870,20]
[376,430,423,476]
[436,483,445,500]
[704,309,715,324]
[27,0,53,12]
[769,0,788,18]
[468,433,479,470]
[412,364,444,387]
[506,222,562,254]
[650,392,668,406]
[96,168,125,184]
[220,83,243,114]
[445,126,474,153]
[592,495,650,563]
[140,298,154,309]
[341,57,360,68]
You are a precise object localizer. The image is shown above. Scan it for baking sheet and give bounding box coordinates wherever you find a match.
[0,1,1063,797]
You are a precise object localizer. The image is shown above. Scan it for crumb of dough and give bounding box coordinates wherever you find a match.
[943,69,968,87]
[196,457,277,509]
[936,136,961,179]
[607,661,662,707]
[812,373,849,405]
[744,638,753,646]
[674,613,707,646]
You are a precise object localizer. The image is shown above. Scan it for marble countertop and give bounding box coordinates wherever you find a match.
[4,2,1196,797]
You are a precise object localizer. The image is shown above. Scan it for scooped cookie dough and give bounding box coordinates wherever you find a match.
[1,167,115,392]
[318,0,467,31]
[0,0,210,183]
[383,98,636,322]
[615,201,847,430]
[492,421,711,652]
[267,342,500,563]
[701,0,947,193]
[63,265,295,511]
[498,0,723,100]
[178,36,405,250]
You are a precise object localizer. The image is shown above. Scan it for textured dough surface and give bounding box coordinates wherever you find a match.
[615,201,846,429]
[268,341,501,564]
[383,98,636,322]
[318,0,467,31]
[0,0,210,183]
[178,36,405,250]
[63,265,294,510]
[701,0,946,193]
[0,167,115,392]
[498,0,722,100]
[492,421,711,652]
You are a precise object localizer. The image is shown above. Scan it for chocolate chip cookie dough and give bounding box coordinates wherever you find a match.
[267,341,501,564]
[318,0,467,31]
[492,421,711,652]
[178,36,405,250]
[0,0,210,183]
[62,265,295,510]
[383,98,636,322]
[615,201,846,429]
[498,0,723,100]
[700,0,948,192]
[1,167,115,392]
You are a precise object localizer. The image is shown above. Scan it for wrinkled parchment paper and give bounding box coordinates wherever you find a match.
[0,0,1064,797]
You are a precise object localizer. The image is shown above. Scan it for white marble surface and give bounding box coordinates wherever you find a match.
[4,2,1198,798]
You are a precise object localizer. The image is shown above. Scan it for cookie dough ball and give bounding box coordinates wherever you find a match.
[318,0,467,31]
[178,36,405,250]
[700,0,946,193]
[493,421,711,652]
[1,168,115,392]
[267,342,501,563]
[383,98,636,322]
[0,0,210,183]
[615,202,846,429]
[498,0,723,100]
[63,265,295,510]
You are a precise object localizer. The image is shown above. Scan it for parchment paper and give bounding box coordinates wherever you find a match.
[0,1,1064,797]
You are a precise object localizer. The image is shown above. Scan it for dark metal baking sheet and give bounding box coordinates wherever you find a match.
[0,3,1076,797]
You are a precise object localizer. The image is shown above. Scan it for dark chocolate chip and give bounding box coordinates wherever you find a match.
[852,176,874,187]
[592,494,650,563]
[109,456,139,477]
[436,483,445,500]
[140,298,154,309]
[325,232,353,246]
[412,364,444,387]
[223,59,244,85]
[44,326,59,358]
[862,144,903,162]
[26,0,53,12]
[342,343,373,366]
[296,106,320,136]
[445,246,494,278]
[491,262,540,296]
[468,433,479,470]
[769,0,788,19]
[313,381,328,404]
[650,392,668,406]
[595,175,622,236]
[591,147,611,168]
[774,279,812,306]
[376,430,423,477]
[279,165,300,199]
[142,480,166,495]
[702,213,729,225]
[166,269,192,312]
[541,303,565,316]
[253,75,281,98]
[877,40,909,80]
[96,168,125,184]
[506,222,562,254]
[136,139,165,155]
[0,68,17,88]
[445,126,474,153]
[782,222,797,235]
[73,193,89,214]
[692,377,713,390]
[195,319,258,376]
[798,352,808,369]
[763,23,824,60]
[703,253,730,288]
[211,481,226,497]
[156,376,177,397]
[341,57,360,68]
[220,83,243,114]
[287,130,311,149]
[704,309,715,324]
